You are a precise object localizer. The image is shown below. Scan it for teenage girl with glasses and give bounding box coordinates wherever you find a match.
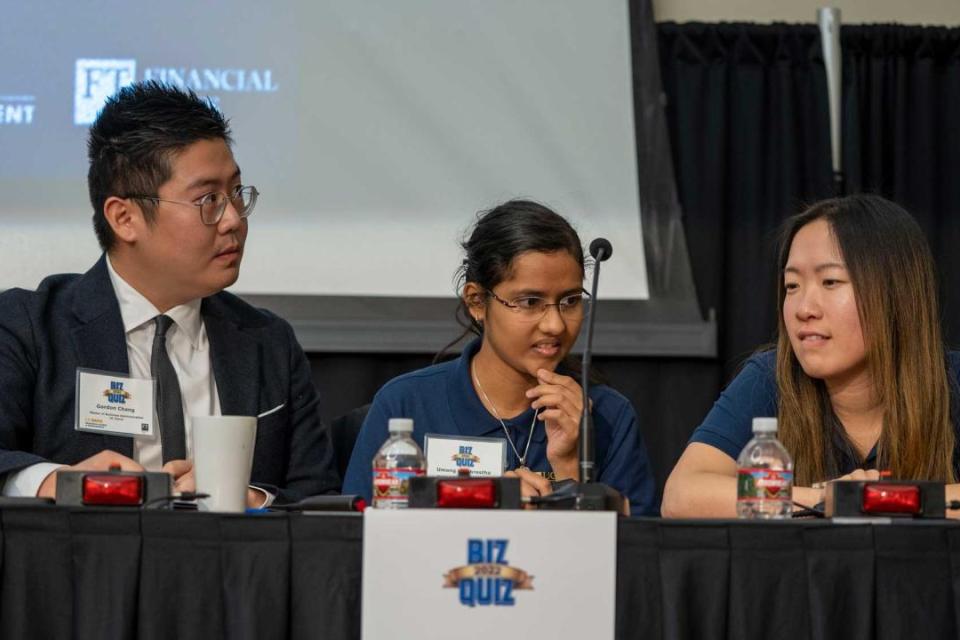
[343,199,656,515]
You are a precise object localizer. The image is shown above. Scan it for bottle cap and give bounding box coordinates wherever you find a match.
[388,418,414,433]
[752,417,777,433]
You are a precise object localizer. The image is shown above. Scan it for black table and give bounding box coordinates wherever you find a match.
[1,506,957,639]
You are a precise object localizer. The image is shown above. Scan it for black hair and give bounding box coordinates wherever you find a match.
[436,199,586,360]
[87,80,233,251]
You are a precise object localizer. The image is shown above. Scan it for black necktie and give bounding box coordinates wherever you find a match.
[151,315,186,463]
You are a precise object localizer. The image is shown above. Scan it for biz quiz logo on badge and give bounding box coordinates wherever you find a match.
[452,445,480,468]
[102,381,132,405]
[74,59,137,125]
[443,539,533,607]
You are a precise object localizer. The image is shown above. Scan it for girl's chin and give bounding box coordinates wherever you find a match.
[797,360,866,387]
[522,353,567,375]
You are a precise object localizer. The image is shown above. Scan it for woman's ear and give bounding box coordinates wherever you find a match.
[462,282,486,325]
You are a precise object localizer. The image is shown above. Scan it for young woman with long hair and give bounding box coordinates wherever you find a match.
[662,194,959,517]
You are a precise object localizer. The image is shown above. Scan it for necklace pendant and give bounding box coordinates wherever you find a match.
[473,366,541,473]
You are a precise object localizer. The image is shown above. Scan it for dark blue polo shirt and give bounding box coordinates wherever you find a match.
[690,350,960,475]
[342,339,657,515]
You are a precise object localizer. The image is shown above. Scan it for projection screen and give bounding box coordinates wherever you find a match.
[0,0,649,300]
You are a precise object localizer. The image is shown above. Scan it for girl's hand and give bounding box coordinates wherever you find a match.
[527,369,584,480]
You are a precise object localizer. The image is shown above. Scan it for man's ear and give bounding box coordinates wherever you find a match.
[462,282,487,324]
[102,196,142,245]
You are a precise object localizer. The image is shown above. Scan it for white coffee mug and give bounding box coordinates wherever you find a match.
[192,415,257,513]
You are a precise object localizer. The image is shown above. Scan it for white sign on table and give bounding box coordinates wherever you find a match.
[362,509,616,640]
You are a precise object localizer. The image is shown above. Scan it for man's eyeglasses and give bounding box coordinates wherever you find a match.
[487,289,590,320]
[127,185,259,225]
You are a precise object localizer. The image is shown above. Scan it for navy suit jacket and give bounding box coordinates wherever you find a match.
[0,256,339,502]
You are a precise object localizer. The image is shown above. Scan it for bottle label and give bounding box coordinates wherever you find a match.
[372,467,425,506]
[737,468,793,502]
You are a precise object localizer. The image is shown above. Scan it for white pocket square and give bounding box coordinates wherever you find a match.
[257,403,286,419]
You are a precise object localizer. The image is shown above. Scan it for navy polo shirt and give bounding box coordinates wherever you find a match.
[342,339,657,515]
[690,350,960,475]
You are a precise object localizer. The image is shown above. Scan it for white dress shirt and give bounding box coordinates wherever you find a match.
[4,256,269,505]
[106,256,221,469]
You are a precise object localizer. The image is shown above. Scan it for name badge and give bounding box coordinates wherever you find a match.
[423,433,506,477]
[75,368,155,438]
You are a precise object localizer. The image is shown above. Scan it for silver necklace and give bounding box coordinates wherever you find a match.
[472,363,539,470]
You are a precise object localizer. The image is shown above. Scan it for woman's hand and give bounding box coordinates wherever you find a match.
[793,469,880,511]
[526,369,584,480]
[833,469,881,482]
[794,469,882,513]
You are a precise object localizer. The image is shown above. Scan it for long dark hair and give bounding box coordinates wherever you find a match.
[775,194,955,484]
[436,199,586,361]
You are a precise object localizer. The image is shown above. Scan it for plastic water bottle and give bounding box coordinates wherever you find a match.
[736,417,793,519]
[372,418,425,509]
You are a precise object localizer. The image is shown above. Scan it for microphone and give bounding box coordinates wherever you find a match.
[580,237,611,483]
[589,238,613,262]
[541,237,625,512]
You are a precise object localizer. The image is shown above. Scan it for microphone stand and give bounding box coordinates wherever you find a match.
[540,238,625,513]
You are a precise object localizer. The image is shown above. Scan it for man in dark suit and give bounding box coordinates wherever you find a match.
[0,81,338,505]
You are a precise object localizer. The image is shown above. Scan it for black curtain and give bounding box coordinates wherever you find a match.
[843,26,960,343]
[658,23,835,375]
[659,22,960,377]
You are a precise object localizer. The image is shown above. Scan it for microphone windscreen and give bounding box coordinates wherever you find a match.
[589,238,613,261]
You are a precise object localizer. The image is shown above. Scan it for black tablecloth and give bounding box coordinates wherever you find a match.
[617,519,960,639]
[1,506,957,639]
[0,507,361,640]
